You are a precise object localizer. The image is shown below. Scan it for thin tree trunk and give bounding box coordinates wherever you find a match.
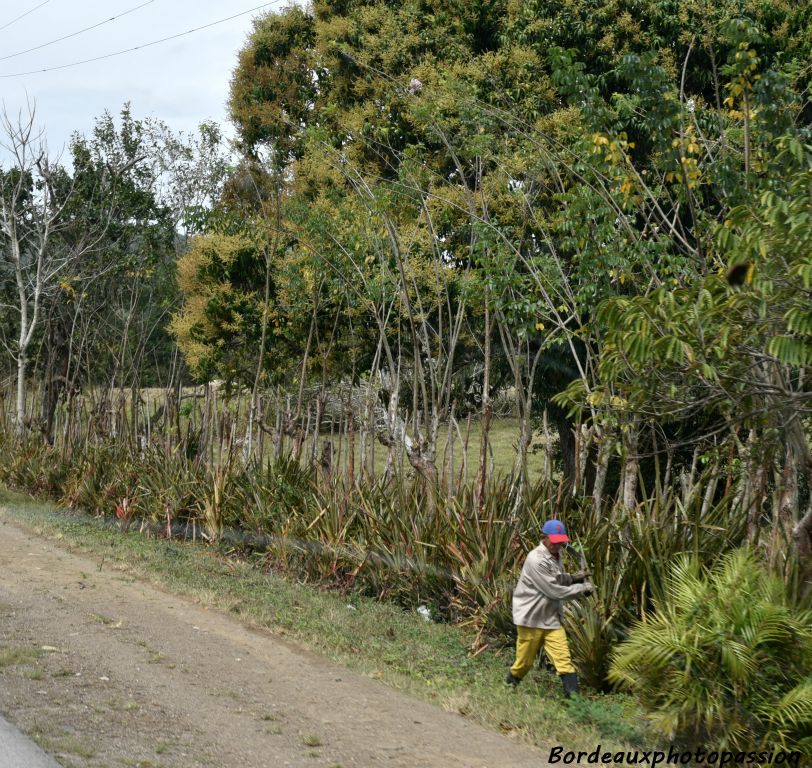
[772,447,800,563]
[347,395,356,489]
[591,426,612,520]
[553,409,577,496]
[700,464,719,518]
[446,403,456,504]
[476,297,493,517]
[16,350,27,433]
[541,409,553,485]
[620,416,641,512]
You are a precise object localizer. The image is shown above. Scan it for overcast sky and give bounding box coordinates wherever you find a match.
[0,0,283,160]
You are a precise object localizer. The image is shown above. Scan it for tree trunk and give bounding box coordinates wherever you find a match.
[446,403,456,503]
[620,416,641,512]
[576,424,593,497]
[541,409,553,485]
[771,446,799,564]
[16,349,28,434]
[41,324,71,446]
[408,450,438,516]
[347,401,356,489]
[591,426,612,520]
[553,409,577,495]
[476,294,493,517]
[512,367,532,503]
[734,430,768,544]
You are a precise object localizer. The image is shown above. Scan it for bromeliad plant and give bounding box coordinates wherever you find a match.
[563,465,750,691]
[0,400,801,709]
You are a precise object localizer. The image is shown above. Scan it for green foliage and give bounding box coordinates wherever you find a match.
[569,141,812,434]
[564,473,750,691]
[229,5,317,162]
[0,439,71,499]
[170,233,271,383]
[5,5,812,755]
[609,549,812,755]
[549,15,812,500]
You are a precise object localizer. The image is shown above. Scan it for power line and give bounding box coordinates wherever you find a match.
[0,0,155,62]
[0,1,278,78]
[0,0,50,32]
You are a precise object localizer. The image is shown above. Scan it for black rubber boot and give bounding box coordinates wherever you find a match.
[505,671,521,686]
[560,672,580,699]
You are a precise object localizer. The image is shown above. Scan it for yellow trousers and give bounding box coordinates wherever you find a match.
[510,626,575,679]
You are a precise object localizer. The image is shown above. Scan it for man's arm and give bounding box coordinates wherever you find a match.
[559,571,575,586]
[526,558,592,601]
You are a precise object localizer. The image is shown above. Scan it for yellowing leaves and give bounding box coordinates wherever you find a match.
[586,390,629,410]
[171,232,274,381]
[591,131,634,166]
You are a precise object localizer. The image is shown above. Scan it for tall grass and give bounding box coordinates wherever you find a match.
[0,425,765,661]
[564,478,752,690]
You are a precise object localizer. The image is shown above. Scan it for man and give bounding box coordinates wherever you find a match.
[506,519,593,698]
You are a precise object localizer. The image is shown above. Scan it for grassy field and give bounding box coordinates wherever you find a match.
[0,487,644,755]
[305,416,556,485]
[63,386,557,484]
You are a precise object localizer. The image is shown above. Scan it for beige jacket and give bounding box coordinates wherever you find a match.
[512,544,591,629]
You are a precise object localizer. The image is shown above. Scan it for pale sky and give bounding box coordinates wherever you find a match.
[0,0,285,159]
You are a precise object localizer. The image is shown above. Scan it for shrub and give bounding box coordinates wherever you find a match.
[609,549,812,756]
[565,478,750,691]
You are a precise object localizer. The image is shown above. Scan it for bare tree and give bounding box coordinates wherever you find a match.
[0,104,78,432]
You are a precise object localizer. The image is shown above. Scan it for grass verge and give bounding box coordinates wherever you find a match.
[0,486,646,753]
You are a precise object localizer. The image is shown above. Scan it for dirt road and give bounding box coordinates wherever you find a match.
[0,511,547,768]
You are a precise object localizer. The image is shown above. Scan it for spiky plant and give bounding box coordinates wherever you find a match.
[564,471,749,692]
[609,549,812,755]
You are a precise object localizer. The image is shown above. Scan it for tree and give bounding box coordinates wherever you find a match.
[175,0,812,538]
[550,16,812,561]
[0,105,83,432]
[2,106,219,443]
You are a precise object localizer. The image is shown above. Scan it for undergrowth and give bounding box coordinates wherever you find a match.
[0,487,647,754]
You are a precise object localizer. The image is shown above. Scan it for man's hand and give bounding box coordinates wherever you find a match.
[581,581,595,597]
[571,570,591,584]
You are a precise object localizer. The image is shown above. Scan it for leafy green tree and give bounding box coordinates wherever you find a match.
[170,231,277,385]
[528,4,811,529]
[44,108,177,405]
[180,0,812,526]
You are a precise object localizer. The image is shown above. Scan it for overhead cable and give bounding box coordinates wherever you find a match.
[0,0,155,62]
[0,1,278,78]
[0,0,50,32]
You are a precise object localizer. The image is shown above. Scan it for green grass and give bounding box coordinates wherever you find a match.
[29,723,97,761]
[0,645,44,668]
[154,740,176,755]
[300,416,556,485]
[67,387,554,484]
[0,486,646,754]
